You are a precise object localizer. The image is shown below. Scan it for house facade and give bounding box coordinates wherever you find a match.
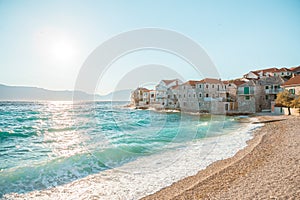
[273,68,293,78]
[155,79,182,109]
[282,75,300,96]
[131,87,150,107]
[130,65,299,114]
[257,76,284,110]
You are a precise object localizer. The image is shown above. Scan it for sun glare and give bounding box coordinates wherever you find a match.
[35,27,79,64]
[50,39,76,62]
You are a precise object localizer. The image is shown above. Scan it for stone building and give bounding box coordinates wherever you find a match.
[282,75,300,96]
[155,79,182,108]
[237,80,257,113]
[130,87,150,107]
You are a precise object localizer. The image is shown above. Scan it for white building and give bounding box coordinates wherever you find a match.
[274,68,293,78]
[155,79,182,108]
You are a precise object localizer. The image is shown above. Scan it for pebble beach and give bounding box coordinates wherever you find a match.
[143,115,300,199]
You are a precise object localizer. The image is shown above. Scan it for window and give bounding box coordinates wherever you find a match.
[212,85,214,88]
[266,95,269,100]
[289,89,295,94]
[189,94,191,97]
[225,104,229,111]
[151,94,154,98]
[199,85,202,88]
[265,86,269,89]
[199,93,202,97]
[184,94,186,98]
[199,103,201,107]
[206,84,208,89]
[245,96,250,100]
[206,94,209,97]
[244,87,250,94]
[193,94,195,98]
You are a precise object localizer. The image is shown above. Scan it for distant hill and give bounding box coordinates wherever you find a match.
[0,84,131,101]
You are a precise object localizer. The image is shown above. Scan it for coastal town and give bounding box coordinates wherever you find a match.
[130,66,300,115]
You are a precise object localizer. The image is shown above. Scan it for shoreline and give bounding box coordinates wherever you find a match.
[4,115,259,199]
[142,115,300,199]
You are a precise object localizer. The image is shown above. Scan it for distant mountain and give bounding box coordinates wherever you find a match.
[97,89,132,101]
[0,84,131,101]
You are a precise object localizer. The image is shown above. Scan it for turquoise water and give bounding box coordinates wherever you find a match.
[0,101,243,197]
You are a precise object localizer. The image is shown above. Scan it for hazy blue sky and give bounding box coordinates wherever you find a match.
[0,0,300,94]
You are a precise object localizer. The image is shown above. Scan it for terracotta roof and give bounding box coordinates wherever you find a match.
[182,80,202,86]
[253,67,278,74]
[199,78,222,84]
[243,71,259,78]
[170,85,179,89]
[282,75,300,87]
[162,79,179,85]
[274,68,291,73]
[223,79,246,86]
[136,87,149,91]
[232,80,246,86]
[250,71,260,76]
[290,66,300,72]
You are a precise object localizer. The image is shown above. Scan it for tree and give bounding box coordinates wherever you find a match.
[275,90,294,115]
[292,96,300,108]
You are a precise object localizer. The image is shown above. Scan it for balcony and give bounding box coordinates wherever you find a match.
[265,88,283,94]
[237,90,255,95]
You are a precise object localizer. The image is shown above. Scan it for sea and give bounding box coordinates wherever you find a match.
[0,101,262,199]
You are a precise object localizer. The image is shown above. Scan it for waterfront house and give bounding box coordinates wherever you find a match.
[257,76,284,111]
[167,85,180,109]
[177,80,202,112]
[196,78,226,101]
[131,87,150,107]
[237,80,257,113]
[277,75,300,115]
[273,68,293,78]
[282,75,300,96]
[155,79,182,108]
[223,79,245,102]
[149,90,156,104]
[195,78,228,113]
[243,67,278,80]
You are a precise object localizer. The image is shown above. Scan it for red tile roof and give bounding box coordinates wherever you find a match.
[290,66,300,72]
[170,85,179,89]
[136,87,150,91]
[199,78,222,84]
[253,67,278,74]
[223,79,246,86]
[282,75,300,87]
[182,80,202,86]
[162,79,179,85]
[274,68,291,73]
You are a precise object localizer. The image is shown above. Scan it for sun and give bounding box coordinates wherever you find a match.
[35,27,79,64]
[50,39,76,62]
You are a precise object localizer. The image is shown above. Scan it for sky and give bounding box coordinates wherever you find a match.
[0,0,300,94]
